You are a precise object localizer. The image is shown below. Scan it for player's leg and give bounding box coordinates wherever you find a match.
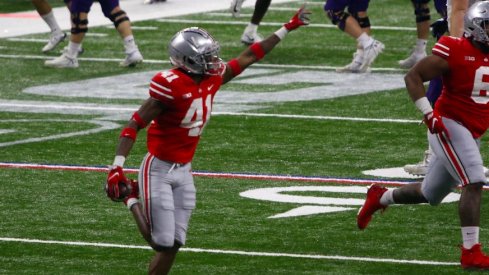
[429,118,489,268]
[230,0,247,17]
[326,0,383,72]
[44,6,88,68]
[358,119,471,229]
[32,0,67,52]
[149,247,180,275]
[44,0,91,68]
[241,0,272,45]
[137,155,183,274]
[431,120,489,268]
[150,162,195,275]
[399,0,430,68]
[325,0,363,72]
[102,2,143,67]
[347,0,384,72]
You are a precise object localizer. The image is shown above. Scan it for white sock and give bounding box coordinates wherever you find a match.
[462,226,480,249]
[379,189,395,206]
[415,39,427,54]
[245,23,259,34]
[357,32,374,49]
[41,11,61,33]
[123,35,138,53]
[67,41,81,58]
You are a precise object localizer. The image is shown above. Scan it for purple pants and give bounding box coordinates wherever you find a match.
[324,0,370,13]
[69,0,119,17]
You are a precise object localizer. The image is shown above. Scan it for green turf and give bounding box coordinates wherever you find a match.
[0,0,486,274]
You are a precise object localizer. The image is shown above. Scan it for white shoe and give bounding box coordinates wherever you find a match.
[42,32,67,53]
[403,150,431,176]
[120,50,143,67]
[398,51,427,69]
[336,51,367,73]
[44,53,78,68]
[230,0,246,17]
[360,40,384,72]
[241,31,262,45]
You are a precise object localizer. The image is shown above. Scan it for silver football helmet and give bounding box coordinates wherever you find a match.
[168,27,224,75]
[464,1,489,44]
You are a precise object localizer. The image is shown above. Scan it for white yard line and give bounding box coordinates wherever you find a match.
[0,237,458,266]
[0,100,418,123]
[155,18,417,31]
[0,53,405,72]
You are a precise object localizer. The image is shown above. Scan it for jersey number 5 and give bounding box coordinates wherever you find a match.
[180,96,212,137]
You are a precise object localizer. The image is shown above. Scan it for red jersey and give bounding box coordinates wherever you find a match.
[432,36,489,138]
[146,69,223,163]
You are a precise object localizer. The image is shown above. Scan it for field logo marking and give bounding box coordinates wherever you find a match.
[0,119,120,148]
[240,186,461,218]
[22,69,406,115]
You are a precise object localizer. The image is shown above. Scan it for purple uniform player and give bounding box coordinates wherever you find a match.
[324,0,384,73]
[45,0,143,68]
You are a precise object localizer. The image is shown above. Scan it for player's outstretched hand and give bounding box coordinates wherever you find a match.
[284,5,311,31]
[424,112,450,139]
[105,165,128,202]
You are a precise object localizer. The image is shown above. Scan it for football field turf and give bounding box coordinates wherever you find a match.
[1,0,488,274]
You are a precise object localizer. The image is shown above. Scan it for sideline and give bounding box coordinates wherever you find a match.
[0,161,415,185]
[0,0,297,38]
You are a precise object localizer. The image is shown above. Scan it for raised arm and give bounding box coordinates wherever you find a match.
[222,5,311,84]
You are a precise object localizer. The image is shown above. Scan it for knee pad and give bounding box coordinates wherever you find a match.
[151,240,181,252]
[326,10,350,31]
[109,10,130,28]
[354,15,371,28]
[152,232,175,249]
[412,0,431,23]
[71,13,88,34]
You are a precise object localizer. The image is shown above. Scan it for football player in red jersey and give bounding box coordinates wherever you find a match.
[105,6,310,275]
[357,1,489,269]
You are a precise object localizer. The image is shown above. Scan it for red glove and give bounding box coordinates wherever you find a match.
[424,112,450,139]
[123,179,140,207]
[105,166,128,202]
[284,5,311,31]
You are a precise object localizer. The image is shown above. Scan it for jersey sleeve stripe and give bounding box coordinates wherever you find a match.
[150,81,172,92]
[433,48,449,57]
[434,42,449,51]
[149,87,174,100]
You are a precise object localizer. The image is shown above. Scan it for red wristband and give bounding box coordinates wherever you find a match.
[131,111,147,129]
[250,42,265,61]
[228,59,242,76]
[120,127,137,141]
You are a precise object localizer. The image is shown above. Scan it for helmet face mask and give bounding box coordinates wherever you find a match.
[464,2,489,45]
[168,27,225,76]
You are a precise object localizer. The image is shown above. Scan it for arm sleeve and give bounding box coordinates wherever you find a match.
[148,73,175,105]
[432,36,452,60]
